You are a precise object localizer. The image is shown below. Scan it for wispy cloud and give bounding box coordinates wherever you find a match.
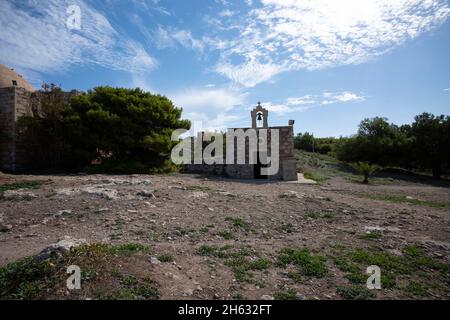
[0,0,156,79]
[444,88,450,91]
[153,26,205,52]
[212,0,449,87]
[172,87,247,131]
[263,91,365,115]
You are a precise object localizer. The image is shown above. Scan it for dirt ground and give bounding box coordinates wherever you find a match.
[0,171,449,300]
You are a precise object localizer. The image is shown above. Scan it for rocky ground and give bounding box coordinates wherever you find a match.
[0,165,449,300]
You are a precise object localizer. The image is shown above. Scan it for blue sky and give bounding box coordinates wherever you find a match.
[1,0,449,137]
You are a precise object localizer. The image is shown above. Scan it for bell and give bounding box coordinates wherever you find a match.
[257,113,263,121]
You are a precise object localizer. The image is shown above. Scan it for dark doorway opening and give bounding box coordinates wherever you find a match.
[254,152,268,179]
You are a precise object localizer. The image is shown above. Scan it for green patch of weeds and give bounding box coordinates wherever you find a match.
[113,243,147,255]
[305,211,321,219]
[0,181,43,193]
[0,243,156,300]
[158,254,174,263]
[104,282,159,300]
[197,245,270,283]
[249,258,272,270]
[337,285,374,300]
[362,194,449,209]
[274,289,298,300]
[115,218,126,229]
[323,213,335,219]
[403,281,429,298]
[186,185,212,191]
[218,230,234,240]
[121,275,139,286]
[147,230,160,241]
[175,227,196,237]
[305,210,334,220]
[359,231,383,241]
[277,248,328,278]
[303,171,328,183]
[332,244,448,292]
[0,257,53,299]
[277,222,295,234]
[199,225,214,233]
[225,217,251,231]
[287,271,303,283]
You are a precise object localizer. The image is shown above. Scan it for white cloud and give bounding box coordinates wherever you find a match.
[444,88,450,91]
[333,92,365,102]
[263,102,304,115]
[219,10,235,17]
[213,0,449,87]
[172,87,247,131]
[154,26,205,52]
[216,59,284,88]
[263,91,365,114]
[0,0,156,79]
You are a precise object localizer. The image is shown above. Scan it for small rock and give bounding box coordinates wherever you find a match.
[55,209,73,217]
[36,236,87,261]
[137,191,156,199]
[364,226,385,232]
[183,289,194,296]
[261,295,275,300]
[280,191,303,199]
[3,190,37,200]
[150,257,161,265]
[0,224,13,232]
[96,208,110,213]
[190,191,208,199]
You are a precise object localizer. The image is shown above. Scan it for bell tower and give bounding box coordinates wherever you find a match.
[251,102,268,128]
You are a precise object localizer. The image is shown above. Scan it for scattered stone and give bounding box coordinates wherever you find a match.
[55,209,73,217]
[218,191,237,197]
[0,223,13,232]
[96,208,110,213]
[364,226,385,233]
[56,186,121,200]
[36,236,87,261]
[279,190,303,199]
[261,295,275,300]
[168,185,187,190]
[137,191,156,199]
[190,191,208,199]
[150,256,161,265]
[364,226,401,233]
[2,190,37,200]
[183,289,194,296]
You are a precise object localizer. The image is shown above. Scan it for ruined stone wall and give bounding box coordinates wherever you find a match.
[0,87,33,171]
[0,87,16,171]
[0,88,79,172]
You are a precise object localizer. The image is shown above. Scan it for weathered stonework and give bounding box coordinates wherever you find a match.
[0,64,78,171]
[0,87,34,171]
